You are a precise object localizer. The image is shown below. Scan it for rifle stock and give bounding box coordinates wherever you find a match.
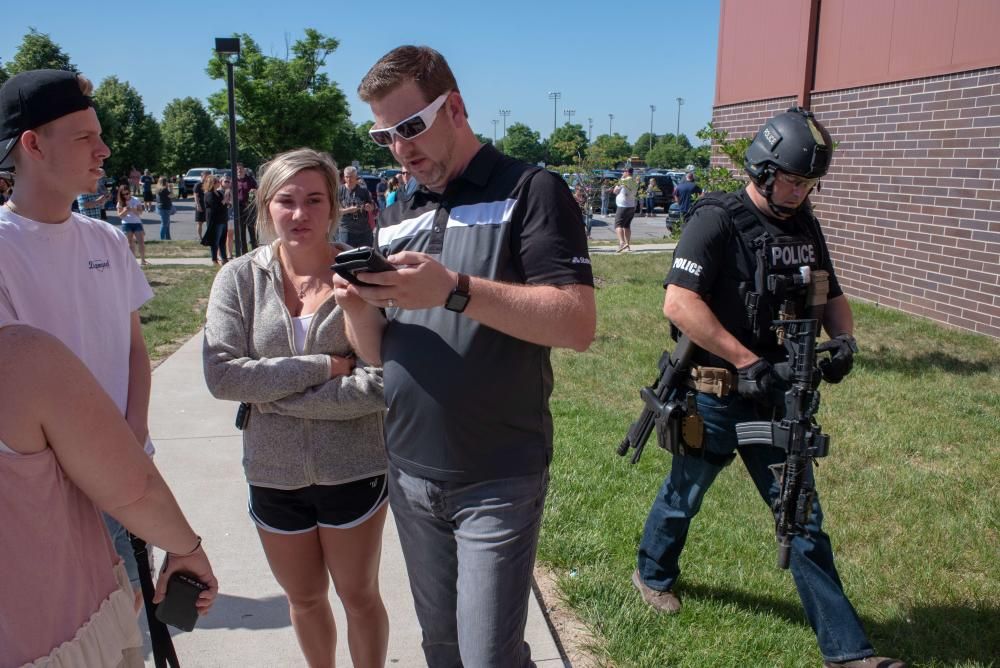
[617,336,696,464]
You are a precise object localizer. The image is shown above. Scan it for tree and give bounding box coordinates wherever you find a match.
[93,77,161,178]
[586,133,631,167]
[632,132,658,161]
[329,123,363,171]
[545,124,588,166]
[206,30,352,163]
[690,143,711,169]
[645,133,698,170]
[8,28,76,75]
[354,121,394,169]
[0,60,8,87]
[693,122,752,192]
[646,140,689,170]
[159,97,228,175]
[474,133,492,146]
[502,123,545,164]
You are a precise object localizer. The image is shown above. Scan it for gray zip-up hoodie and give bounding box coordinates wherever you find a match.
[203,243,386,489]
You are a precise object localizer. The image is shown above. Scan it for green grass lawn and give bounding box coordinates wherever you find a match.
[139,264,217,364]
[589,237,677,247]
[542,252,999,667]
[143,239,206,258]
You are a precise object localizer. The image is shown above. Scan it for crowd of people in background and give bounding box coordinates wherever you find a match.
[68,162,425,268]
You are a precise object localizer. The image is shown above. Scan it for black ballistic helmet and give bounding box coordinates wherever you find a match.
[744,106,833,184]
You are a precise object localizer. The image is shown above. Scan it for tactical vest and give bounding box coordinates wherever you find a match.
[685,192,829,350]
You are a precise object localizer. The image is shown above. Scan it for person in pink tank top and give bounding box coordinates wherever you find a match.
[0,323,219,668]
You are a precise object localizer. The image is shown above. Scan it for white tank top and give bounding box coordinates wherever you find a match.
[292,313,314,354]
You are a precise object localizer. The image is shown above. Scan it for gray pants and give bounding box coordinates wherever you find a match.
[388,462,549,667]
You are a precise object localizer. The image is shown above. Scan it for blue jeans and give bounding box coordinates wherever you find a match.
[388,462,548,667]
[103,513,143,586]
[646,195,656,214]
[157,207,172,240]
[636,393,875,663]
[600,194,608,216]
[337,226,374,249]
[210,222,228,263]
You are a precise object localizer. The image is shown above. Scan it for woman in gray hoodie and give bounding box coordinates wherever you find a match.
[203,148,388,667]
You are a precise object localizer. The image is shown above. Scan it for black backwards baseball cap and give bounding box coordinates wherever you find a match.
[0,69,94,169]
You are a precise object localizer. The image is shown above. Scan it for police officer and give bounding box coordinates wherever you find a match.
[631,108,905,668]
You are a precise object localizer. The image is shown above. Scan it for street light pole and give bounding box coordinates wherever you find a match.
[548,92,561,135]
[499,109,511,151]
[587,117,593,141]
[492,119,498,144]
[563,109,575,126]
[608,113,614,135]
[215,37,243,256]
[649,104,656,151]
[676,97,685,136]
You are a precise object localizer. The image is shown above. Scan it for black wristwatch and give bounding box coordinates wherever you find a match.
[444,273,471,313]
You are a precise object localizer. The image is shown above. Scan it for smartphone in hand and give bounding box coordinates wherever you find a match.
[155,572,209,632]
[332,246,397,286]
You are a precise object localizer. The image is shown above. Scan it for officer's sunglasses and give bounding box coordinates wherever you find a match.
[775,171,819,190]
[368,92,451,147]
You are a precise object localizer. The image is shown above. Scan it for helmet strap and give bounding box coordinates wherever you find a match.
[755,168,802,218]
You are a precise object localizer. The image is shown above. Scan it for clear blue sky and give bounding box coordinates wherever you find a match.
[3,1,720,146]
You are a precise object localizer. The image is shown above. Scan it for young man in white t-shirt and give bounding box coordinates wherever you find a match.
[0,69,155,608]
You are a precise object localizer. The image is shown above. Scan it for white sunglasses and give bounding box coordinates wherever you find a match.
[368,92,451,147]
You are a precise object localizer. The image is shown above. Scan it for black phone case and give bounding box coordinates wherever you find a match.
[332,247,396,286]
[155,572,208,632]
[235,402,251,430]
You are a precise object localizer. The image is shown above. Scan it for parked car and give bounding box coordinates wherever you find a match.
[378,168,401,180]
[666,170,687,185]
[183,167,215,192]
[360,174,381,201]
[642,173,677,213]
[589,170,674,214]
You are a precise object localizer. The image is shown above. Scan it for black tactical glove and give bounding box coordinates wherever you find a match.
[815,333,858,384]
[736,358,775,402]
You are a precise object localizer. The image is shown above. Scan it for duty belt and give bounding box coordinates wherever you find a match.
[686,366,736,398]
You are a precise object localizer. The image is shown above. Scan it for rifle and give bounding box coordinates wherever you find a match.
[616,336,696,464]
[735,319,830,569]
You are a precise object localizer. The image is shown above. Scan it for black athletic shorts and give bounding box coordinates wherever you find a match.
[615,206,636,228]
[248,475,388,534]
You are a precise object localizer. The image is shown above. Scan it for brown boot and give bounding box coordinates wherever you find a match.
[631,569,681,614]
[824,657,907,668]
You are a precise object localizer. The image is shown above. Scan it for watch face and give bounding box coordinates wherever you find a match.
[445,292,470,313]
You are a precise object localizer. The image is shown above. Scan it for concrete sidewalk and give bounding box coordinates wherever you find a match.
[146,333,564,666]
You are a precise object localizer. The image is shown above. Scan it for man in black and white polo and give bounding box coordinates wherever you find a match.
[333,45,597,667]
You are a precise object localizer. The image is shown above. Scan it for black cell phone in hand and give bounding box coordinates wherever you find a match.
[332,246,397,286]
[155,571,209,632]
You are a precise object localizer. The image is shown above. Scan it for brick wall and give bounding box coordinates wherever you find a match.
[710,68,1000,338]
